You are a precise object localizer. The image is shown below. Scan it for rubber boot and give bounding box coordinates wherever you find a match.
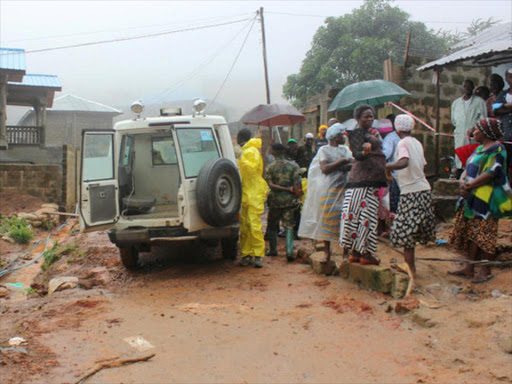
[266,229,277,256]
[286,229,295,262]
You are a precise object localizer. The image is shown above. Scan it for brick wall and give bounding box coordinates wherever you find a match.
[382,56,491,175]
[0,163,63,204]
[0,145,79,209]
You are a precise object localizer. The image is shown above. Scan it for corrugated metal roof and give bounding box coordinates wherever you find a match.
[418,22,512,71]
[50,94,121,114]
[9,74,62,88]
[0,48,26,72]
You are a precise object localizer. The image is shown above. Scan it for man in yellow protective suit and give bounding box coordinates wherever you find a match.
[237,129,268,268]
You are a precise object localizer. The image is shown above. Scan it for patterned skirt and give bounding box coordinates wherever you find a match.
[389,179,400,214]
[319,187,344,242]
[390,190,436,249]
[450,205,499,255]
[339,187,379,254]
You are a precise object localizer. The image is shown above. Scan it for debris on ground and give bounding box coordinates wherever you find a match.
[499,335,512,354]
[73,353,156,384]
[394,297,420,314]
[48,276,79,295]
[0,286,9,298]
[123,336,155,352]
[8,337,27,346]
[78,267,111,289]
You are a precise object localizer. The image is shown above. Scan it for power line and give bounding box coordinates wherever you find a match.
[5,13,254,44]
[144,18,255,104]
[207,15,258,111]
[0,18,252,55]
[266,11,481,25]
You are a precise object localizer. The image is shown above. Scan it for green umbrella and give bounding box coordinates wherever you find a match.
[328,80,411,111]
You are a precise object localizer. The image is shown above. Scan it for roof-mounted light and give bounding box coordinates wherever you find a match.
[160,107,182,116]
[193,99,206,116]
[131,100,144,116]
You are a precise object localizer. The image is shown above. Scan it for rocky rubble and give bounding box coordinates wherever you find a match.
[16,203,59,228]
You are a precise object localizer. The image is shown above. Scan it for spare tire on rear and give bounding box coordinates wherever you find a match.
[196,158,242,227]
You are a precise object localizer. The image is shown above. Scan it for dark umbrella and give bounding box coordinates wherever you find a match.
[328,80,411,111]
[240,104,306,127]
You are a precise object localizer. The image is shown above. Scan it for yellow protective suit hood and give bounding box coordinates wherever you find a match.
[238,138,268,210]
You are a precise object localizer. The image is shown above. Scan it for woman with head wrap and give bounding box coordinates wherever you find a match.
[299,123,353,262]
[340,105,387,266]
[314,124,329,152]
[449,118,512,283]
[386,115,436,274]
[495,68,512,186]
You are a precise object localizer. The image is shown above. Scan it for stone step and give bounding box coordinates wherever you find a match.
[309,252,409,298]
[433,178,460,196]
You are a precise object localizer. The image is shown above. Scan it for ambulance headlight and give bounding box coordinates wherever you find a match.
[193,99,206,114]
[131,100,144,115]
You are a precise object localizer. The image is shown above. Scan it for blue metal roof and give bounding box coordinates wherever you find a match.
[0,48,26,71]
[9,74,62,89]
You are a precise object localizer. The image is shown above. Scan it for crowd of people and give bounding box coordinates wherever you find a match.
[235,70,512,282]
[452,69,512,184]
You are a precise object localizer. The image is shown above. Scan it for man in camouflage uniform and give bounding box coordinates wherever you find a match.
[295,132,315,170]
[265,143,303,261]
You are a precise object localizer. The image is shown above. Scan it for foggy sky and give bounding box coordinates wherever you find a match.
[2,1,511,123]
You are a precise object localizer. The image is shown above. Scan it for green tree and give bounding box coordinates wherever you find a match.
[283,0,452,108]
[464,17,499,38]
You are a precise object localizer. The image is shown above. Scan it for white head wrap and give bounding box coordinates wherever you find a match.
[326,123,346,140]
[395,114,415,132]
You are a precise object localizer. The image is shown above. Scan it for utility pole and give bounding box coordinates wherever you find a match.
[403,30,411,67]
[258,7,271,104]
[434,69,441,178]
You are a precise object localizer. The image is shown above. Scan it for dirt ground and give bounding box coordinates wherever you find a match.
[0,192,46,217]
[1,213,511,384]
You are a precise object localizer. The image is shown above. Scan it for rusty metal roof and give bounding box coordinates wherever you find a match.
[418,22,512,71]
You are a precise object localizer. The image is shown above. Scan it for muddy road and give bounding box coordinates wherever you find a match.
[1,224,512,383]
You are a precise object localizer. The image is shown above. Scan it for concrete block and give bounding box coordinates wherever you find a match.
[347,263,394,294]
[309,252,328,274]
[442,86,457,97]
[422,96,435,107]
[426,84,436,94]
[451,74,465,85]
[439,100,451,109]
[441,123,454,133]
[439,73,449,83]
[337,259,350,279]
[432,195,458,222]
[392,273,409,299]
[433,178,460,196]
[419,71,431,80]
[407,83,425,92]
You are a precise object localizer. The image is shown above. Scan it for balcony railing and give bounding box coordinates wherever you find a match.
[6,126,41,145]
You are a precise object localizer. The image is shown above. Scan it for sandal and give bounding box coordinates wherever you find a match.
[471,274,494,284]
[348,255,360,263]
[360,254,380,266]
[447,269,473,279]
